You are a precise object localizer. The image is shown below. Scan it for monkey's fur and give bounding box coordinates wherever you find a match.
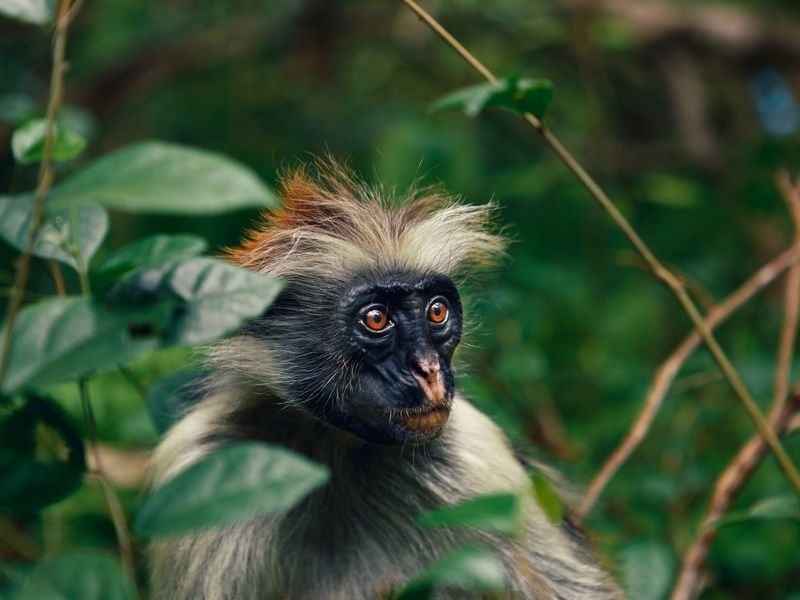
[147,163,622,599]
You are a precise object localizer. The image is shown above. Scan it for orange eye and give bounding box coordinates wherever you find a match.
[427,299,449,325]
[362,307,390,332]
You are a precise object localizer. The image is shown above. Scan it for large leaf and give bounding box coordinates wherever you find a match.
[0,193,108,270]
[0,395,85,514]
[147,368,208,434]
[620,540,674,600]
[13,553,135,600]
[93,233,208,289]
[0,0,51,25]
[0,296,164,395]
[395,546,506,600]
[107,257,284,345]
[417,493,522,536]
[716,495,800,527]
[134,442,330,539]
[431,76,554,119]
[50,141,277,214]
[12,118,86,165]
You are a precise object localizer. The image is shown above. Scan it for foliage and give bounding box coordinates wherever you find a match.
[2,0,800,598]
[134,443,330,539]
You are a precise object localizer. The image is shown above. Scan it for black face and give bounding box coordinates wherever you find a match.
[261,271,463,446]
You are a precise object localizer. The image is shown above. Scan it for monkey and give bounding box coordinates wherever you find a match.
[146,161,622,600]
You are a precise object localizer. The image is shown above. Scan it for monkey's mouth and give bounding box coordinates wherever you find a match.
[391,406,451,433]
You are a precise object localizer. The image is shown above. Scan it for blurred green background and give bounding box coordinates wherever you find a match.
[2,0,800,597]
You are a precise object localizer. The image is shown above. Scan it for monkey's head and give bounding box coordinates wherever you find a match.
[222,161,505,446]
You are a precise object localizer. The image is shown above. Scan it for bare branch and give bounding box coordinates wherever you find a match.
[576,242,800,521]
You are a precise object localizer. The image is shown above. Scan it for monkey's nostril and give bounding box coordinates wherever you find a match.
[413,356,440,383]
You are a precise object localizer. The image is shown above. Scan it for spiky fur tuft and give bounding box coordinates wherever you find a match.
[226,160,506,284]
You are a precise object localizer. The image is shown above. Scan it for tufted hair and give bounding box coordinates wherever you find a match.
[225,159,506,284]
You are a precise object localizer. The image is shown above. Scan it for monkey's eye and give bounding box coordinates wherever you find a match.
[427,298,449,325]
[361,306,392,333]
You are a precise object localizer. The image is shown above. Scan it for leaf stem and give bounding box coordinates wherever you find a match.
[400,0,800,497]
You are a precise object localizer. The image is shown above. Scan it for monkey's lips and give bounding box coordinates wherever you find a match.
[392,406,451,433]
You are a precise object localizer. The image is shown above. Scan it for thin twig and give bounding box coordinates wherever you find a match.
[400,0,800,496]
[0,0,82,385]
[669,172,800,600]
[47,261,67,295]
[79,379,138,594]
[577,241,800,521]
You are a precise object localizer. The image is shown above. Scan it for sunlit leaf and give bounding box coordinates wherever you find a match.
[50,141,278,214]
[147,368,208,434]
[0,193,108,270]
[93,234,208,289]
[0,0,52,25]
[431,77,554,119]
[0,297,164,394]
[395,546,506,600]
[621,540,674,600]
[531,472,564,524]
[417,493,522,536]
[716,495,800,527]
[13,553,135,600]
[134,442,330,538]
[106,257,284,345]
[12,118,87,165]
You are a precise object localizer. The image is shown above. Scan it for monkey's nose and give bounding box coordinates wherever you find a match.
[412,354,441,385]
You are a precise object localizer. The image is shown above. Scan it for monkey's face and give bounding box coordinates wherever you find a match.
[267,271,462,446]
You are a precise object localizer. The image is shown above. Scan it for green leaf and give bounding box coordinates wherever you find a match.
[531,472,564,524]
[0,193,108,270]
[147,368,208,434]
[13,553,135,600]
[107,257,284,345]
[395,546,506,600]
[0,395,85,514]
[11,118,87,165]
[417,493,522,536]
[134,442,330,539]
[50,141,278,215]
[716,495,800,527]
[93,234,208,289]
[621,540,674,600]
[431,77,554,119]
[0,0,52,25]
[0,297,163,395]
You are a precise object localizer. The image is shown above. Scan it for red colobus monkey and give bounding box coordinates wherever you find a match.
[147,162,621,599]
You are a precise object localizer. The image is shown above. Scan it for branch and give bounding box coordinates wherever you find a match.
[0,0,82,384]
[79,379,138,594]
[669,395,800,600]
[669,172,800,600]
[577,242,800,521]
[401,0,800,496]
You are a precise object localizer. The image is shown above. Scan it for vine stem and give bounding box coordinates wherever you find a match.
[400,0,800,496]
[79,379,139,596]
[0,0,83,385]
